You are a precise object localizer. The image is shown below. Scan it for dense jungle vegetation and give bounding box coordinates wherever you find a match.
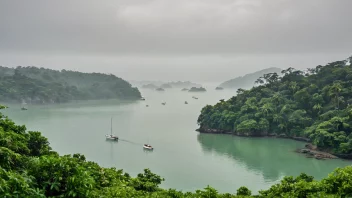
[1,104,352,197]
[198,57,352,156]
[0,66,141,104]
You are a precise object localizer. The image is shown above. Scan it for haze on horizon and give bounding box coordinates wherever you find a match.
[0,0,351,83]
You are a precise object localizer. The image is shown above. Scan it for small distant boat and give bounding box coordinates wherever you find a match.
[21,102,28,110]
[192,96,198,99]
[161,102,166,105]
[185,101,188,104]
[146,105,149,107]
[141,97,146,101]
[106,117,118,141]
[143,144,153,150]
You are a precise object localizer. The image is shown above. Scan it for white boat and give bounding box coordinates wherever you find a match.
[106,117,118,141]
[106,134,118,140]
[143,144,153,150]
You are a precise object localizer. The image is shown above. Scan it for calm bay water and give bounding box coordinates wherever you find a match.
[3,87,351,193]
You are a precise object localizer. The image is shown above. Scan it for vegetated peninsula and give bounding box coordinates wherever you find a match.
[197,56,352,159]
[219,67,282,89]
[188,87,207,92]
[0,66,141,104]
[1,105,352,197]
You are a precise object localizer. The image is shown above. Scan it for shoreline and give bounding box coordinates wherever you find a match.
[196,128,351,160]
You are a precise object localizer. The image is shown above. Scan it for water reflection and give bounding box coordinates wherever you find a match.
[197,133,351,182]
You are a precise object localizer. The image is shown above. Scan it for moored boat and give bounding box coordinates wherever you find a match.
[143,144,153,150]
[106,134,118,140]
[106,117,118,141]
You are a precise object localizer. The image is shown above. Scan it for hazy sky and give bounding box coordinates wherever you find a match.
[0,0,351,82]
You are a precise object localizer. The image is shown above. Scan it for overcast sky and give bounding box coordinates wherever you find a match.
[0,0,351,82]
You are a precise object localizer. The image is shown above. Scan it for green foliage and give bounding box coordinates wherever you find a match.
[0,66,141,104]
[237,186,251,196]
[322,166,352,197]
[197,57,352,155]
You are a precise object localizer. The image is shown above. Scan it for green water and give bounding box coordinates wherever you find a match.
[2,87,351,193]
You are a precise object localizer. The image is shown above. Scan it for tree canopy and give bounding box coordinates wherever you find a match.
[198,57,352,156]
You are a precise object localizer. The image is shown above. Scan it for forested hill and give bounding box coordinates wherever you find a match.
[0,66,141,104]
[219,67,282,89]
[198,56,352,157]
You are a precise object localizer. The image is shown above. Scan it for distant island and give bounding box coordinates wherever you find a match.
[181,88,189,91]
[188,87,206,92]
[129,80,164,87]
[155,87,165,91]
[215,87,224,90]
[133,80,201,88]
[142,84,158,89]
[219,67,282,89]
[163,81,202,88]
[0,66,141,104]
[160,84,172,89]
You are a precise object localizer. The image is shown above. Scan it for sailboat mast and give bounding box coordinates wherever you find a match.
[110,117,113,135]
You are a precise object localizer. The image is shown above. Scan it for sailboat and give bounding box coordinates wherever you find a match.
[105,117,118,141]
[143,134,153,150]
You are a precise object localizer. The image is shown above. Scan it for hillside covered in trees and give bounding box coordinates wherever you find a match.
[0,66,141,104]
[219,67,282,89]
[1,105,352,197]
[198,57,352,158]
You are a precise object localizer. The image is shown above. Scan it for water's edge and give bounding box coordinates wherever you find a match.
[196,128,352,160]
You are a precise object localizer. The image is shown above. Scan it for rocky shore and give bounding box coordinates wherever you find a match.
[295,144,338,160]
[197,128,350,160]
